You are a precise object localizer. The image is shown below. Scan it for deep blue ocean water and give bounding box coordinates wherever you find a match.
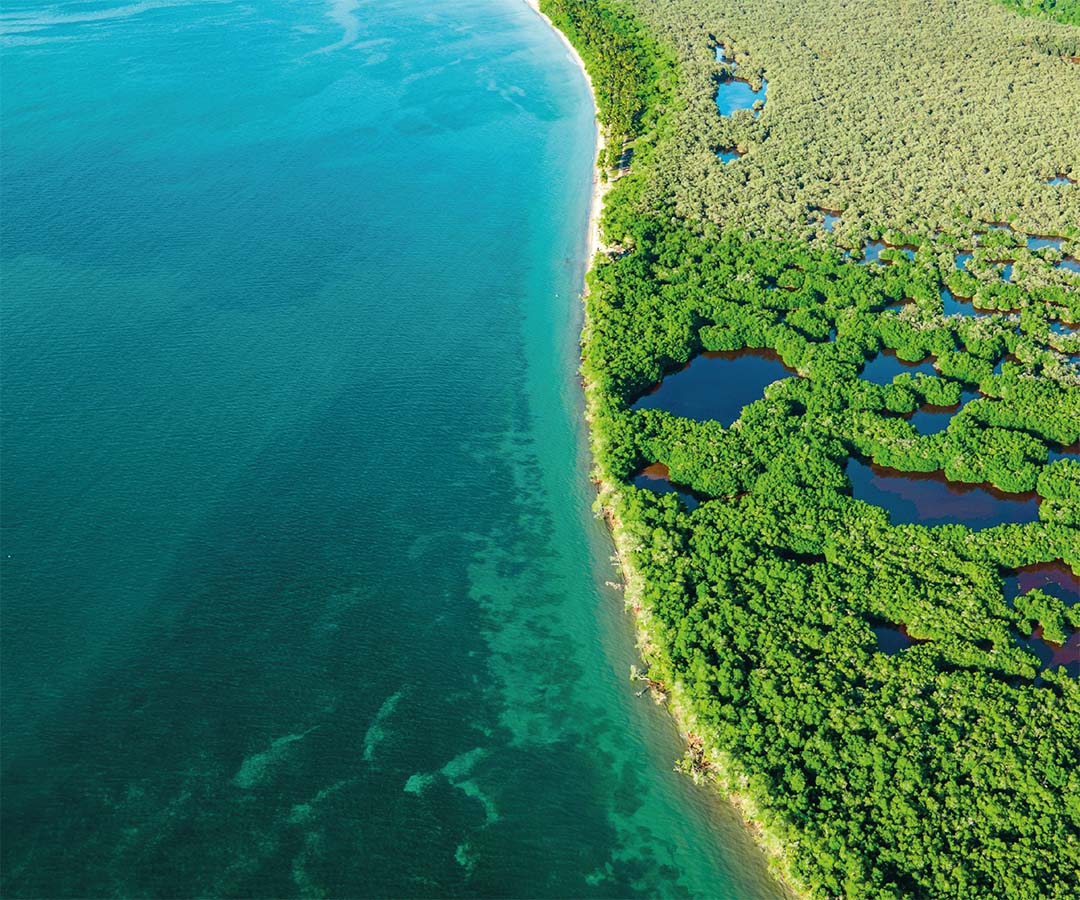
[0,1,786,895]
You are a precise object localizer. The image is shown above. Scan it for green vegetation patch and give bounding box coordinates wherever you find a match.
[994,0,1080,26]
[557,0,1080,897]
[540,0,675,165]
[621,0,1080,240]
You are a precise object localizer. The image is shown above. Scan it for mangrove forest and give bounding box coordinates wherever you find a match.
[541,0,1080,896]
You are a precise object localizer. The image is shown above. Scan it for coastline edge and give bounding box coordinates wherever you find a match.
[521,1,809,897]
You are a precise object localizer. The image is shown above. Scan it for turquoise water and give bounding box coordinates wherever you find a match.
[715,75,766,118]
[0,0,785,896]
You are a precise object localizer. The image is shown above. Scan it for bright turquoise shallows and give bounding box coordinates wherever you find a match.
[0,0,784,896]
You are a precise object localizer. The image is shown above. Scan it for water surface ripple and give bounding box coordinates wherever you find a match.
[0,0,784,896]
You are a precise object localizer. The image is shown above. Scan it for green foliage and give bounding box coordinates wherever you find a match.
[584,211,1080,897]
[1015,589,1071,642]
[539,0,674,165]
[993,0,1080,26]
[555,0,1080,897]
[618,0,1080,243]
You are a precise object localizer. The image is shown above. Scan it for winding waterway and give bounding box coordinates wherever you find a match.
[0,0,785,896]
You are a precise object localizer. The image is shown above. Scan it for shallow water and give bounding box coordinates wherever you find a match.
[0,1,785,896]
[846,461,1040,528]
[633,349,797,426]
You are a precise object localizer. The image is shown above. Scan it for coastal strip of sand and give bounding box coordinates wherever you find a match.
[522,0,608,269]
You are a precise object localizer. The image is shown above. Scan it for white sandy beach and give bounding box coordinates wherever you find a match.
[522,0,609,268]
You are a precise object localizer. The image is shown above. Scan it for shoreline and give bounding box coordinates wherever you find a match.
[522,0,608,267]
[523,2,806,897]
[598,488,806,900]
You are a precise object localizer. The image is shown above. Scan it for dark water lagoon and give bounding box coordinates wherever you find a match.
[1018,629,1080,679]
[993,353,1022,375]
[941,287,973,316]
[633,464,702,511]
[860,350,937,385]
[871,624,928,656]
[633,349,798,426]
[908,392,979,436]
[907,557,1080,679]
[1048,442,1080,465]
[0,0,786,896]
[1004,562,1080,607]
[846,461,1041,528]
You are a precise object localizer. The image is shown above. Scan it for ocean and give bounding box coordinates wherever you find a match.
[0,0,783,895]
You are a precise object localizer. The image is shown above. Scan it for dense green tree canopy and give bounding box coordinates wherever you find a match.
[542,0,1080,897]
[618,0,1080,242]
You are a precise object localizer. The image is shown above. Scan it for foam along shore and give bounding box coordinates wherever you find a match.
[522,0,609,269]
